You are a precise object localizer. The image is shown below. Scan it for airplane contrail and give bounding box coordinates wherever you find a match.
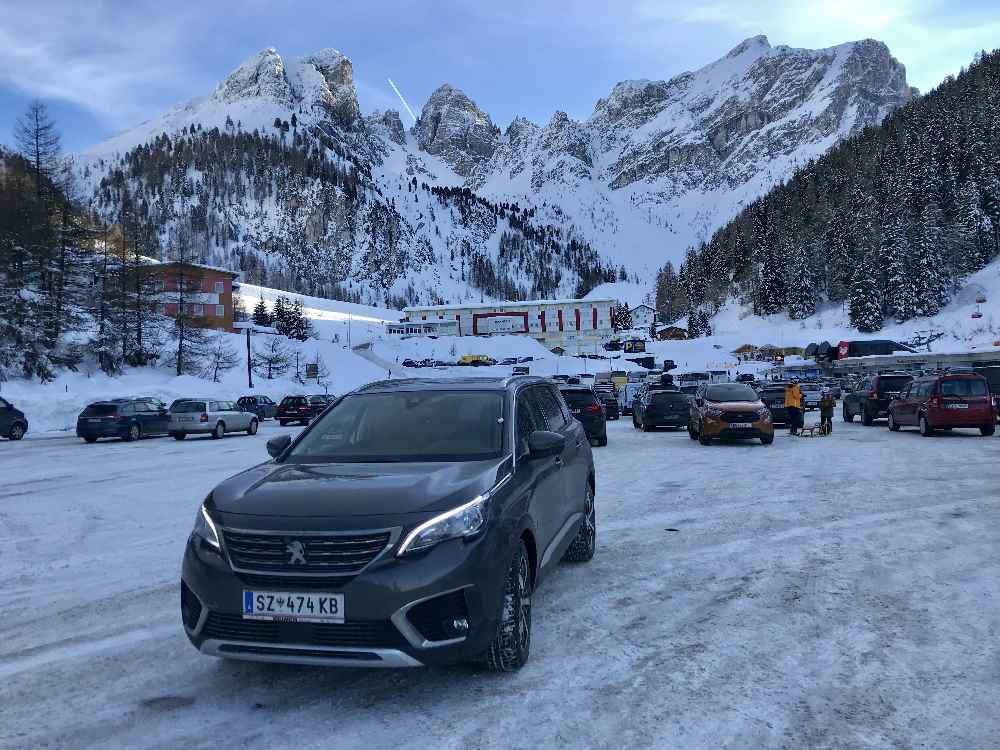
[387,78,418,124]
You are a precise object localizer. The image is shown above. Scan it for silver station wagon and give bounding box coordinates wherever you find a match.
[168,399,259,440]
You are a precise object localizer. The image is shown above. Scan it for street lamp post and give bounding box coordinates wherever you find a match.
[246,326,254,389]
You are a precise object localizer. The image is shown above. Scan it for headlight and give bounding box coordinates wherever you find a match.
[192,504,220,550]
[397,494,488,556]
[757,407,771,420]
[706,407,724,418]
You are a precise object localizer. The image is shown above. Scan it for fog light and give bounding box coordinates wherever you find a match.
[443,617,470,638]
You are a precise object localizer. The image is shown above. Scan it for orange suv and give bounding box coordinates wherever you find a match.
[688,382,774,445]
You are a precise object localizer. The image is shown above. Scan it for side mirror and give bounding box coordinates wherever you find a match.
[266,434,292,459]
[527,430,566,459]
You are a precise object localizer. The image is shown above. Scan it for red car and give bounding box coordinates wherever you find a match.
[887,373,996,436]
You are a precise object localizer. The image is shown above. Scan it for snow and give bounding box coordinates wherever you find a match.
[3,419,998,747]
[583,281,652,309]
[0,331,385,435]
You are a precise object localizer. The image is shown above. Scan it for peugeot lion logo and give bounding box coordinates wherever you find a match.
[286,540,307,565]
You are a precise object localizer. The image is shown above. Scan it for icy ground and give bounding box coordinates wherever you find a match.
[2,419,999,749]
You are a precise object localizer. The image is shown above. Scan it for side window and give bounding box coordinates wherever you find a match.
[120,405,134,416]
[0,398,8,408]
[535,386,567,430]
[515,390,545,458]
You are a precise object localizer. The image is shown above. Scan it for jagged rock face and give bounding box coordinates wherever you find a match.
[414,85,500,177]
[381,110,406,146]
[302,49,360,128]
[212,48,294,106]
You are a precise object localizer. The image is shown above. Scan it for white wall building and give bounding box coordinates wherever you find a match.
[386,319,460,337]
[629,304,660,330]
[402,298,620,352]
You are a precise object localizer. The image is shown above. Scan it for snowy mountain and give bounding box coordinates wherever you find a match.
[76,36,914,307]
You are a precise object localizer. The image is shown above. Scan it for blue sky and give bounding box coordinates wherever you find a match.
[2,0,999,152]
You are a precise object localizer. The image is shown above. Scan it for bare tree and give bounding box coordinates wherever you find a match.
[252,336,291,379]
[14,101,62,194]
[202,334,241,382]
[168,216,208,375]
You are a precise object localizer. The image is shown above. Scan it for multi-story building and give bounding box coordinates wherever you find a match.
[401,298,620,351]
[148,261,241,333]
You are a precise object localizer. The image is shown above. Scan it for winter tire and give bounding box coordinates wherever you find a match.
[760,433,774,445]
[485,540,532,672]
[861,408,873,426]
[8,423,24,441]
[172,433,186,441]
[84,436,97,443]
[247,419,259,436]
[126,423,141,442]
[888,413,900,431]
[212,422,225,440]
[919,415,934,437]
[699,429,712,446]
[981,424,996,436]
[842,404,854,423]
[563,483,596,563]
[279,420,288,427]
[641,422,651,432]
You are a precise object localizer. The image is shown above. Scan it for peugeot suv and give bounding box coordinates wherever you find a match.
[181,376,597,671]
[688,382,774,445]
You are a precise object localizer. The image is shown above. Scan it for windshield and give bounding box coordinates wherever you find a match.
[877,376,911,394]
[171,401,206,413]
[705,384,758,402]
[941,378,988,396]
[287,391,506,462]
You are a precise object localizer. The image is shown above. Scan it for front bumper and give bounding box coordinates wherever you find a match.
[702,418,773,439]
[181,522,508,668]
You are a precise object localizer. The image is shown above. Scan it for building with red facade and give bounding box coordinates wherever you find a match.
[147,261,241,333]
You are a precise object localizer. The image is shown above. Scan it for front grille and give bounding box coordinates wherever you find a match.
[222,529,392,574]
[236,573,354,589]
[723,411,759,422]
[407,589,469,642]
[201,612,408,649]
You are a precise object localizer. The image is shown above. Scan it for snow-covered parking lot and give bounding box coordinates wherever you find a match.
[2,418,999,749]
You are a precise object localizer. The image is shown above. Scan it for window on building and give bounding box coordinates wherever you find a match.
[193,304,204,317]
[214,281,225,294]
[215,304,225,317]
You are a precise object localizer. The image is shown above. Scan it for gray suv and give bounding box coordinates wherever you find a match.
[169,399,259,440]
[181,376,596,671]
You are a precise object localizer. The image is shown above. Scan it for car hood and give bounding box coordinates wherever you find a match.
[711,400,764,410]
[206,458,507,519]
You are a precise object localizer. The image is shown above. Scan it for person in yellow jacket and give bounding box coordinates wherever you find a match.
[784,380,803,435]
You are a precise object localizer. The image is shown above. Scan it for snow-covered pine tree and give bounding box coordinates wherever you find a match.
[786,239,817,319]
[271,296,291,336]
[848,250,883,332]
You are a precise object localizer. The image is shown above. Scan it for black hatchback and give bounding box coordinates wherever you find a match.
[634,389,689,431]
[276,395,326,426]
[181,376,596,671]
[237,395,278,421]
[559,385,608,446]
[76,399,171,442]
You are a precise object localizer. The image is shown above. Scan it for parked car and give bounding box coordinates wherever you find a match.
[169,399,259,440]
[401,358,420,368]
[559,384,608,446]
[633,389,689,431]
[592,385,620,420]
[516,356,534,363]
[688,383,774,445]
[0,397,28,441]
[758,382,791,426]
[821,380,842,399]
[887,373,996,436]
[237,395,278,421]
[973,366,1000,420]
[181,376,596,671]
[276,395,326,426]
[77,399,171,442]
[842,372,913,425]
[499,357,519,366]
[458,354,496,366]
[799,382,823,411]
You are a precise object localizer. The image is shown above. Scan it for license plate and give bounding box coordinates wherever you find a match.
[243,590,344,623]
[572,409,581,414]
[728,422,752,428]
[946,404,969,409]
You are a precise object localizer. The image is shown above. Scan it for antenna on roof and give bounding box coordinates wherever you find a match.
[387,78,418,124]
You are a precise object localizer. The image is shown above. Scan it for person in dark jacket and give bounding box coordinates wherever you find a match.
[819,389,835,435]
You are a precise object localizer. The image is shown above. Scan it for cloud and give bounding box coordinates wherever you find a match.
[635,0,1000,91]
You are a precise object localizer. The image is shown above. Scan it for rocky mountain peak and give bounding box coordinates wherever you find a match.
[301,48,360,127]
[726,35,771,58]
[414,84,500,177]
[212,47,294,106]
